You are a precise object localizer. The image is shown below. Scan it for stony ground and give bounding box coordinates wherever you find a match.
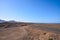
[0,23,60,40]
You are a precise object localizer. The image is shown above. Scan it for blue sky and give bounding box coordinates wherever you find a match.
[0,0,60,23]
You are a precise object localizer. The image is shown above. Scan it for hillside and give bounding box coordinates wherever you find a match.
[0,22,60,40]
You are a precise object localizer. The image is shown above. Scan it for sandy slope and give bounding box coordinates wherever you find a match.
[0,23,60,40]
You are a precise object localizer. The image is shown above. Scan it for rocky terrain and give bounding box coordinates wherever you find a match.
[0,22,60,40]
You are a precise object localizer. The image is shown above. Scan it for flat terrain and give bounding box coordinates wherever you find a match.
[0,22,60,40]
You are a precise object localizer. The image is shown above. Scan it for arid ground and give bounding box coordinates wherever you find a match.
[0,22,60,40]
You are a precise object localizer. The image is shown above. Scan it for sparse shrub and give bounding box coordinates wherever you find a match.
[48,38,53,40]
[21,24,27,26]
[43,33,46,35]
[0,24,5,27]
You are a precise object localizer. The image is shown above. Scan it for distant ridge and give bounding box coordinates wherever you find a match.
[0,19,60,24]
[0,19,6,23]
[0,19,17,23]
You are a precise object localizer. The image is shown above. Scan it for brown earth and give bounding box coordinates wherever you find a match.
[0,22,60,40]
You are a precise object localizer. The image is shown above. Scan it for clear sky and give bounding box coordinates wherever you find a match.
[0,0,60,23]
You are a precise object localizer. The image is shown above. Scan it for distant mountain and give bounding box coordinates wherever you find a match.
[0,19,18,23]
[0,19,6,23]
